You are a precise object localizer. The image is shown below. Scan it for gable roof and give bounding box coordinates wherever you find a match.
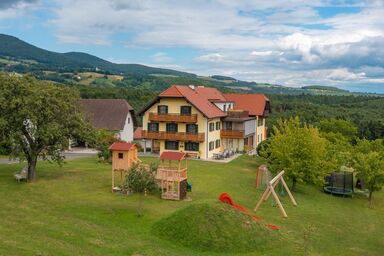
[194,87,227,101]
[109,142,136,151]
[80,99,134,130]
[140,85,226,119]
[223,94,270,117]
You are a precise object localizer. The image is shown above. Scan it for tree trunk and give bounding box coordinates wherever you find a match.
[27,156,37,181]
[291,178,297,192]
[369,191,373,208]
[137,193,143,217]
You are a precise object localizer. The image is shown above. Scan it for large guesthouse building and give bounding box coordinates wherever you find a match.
[138,85,270,159]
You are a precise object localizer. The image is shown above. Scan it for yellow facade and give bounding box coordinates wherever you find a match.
[142,98,210,159]
[206,117,222,158]
[142,97,268,159]
[256,116,266,145]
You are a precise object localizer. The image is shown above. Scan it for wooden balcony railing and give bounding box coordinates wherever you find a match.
[142,130,205,142]
[149,112,197,123]
[220,129,244,139]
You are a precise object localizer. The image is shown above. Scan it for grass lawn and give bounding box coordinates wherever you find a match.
[0,156,383,255]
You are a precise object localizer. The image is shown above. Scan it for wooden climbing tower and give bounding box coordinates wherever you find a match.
[109,142,140,192]
[157,151,188,200]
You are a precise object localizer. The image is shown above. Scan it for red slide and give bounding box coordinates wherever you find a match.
[218,192,279,230]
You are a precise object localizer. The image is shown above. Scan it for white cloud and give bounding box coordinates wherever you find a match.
[152,52,172,63]
[2,0,384,91]
[195,53,225,63]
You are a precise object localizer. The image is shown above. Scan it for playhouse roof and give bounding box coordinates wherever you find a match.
[109,142,136,151]
[160,151,186,161]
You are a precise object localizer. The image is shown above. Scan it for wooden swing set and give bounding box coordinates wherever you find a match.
[254,170,297,218]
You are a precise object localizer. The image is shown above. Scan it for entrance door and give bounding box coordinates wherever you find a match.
[152,140,160,153]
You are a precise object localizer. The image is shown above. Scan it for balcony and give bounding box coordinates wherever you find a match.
[220,129,244,139]
[142,130,205,142]
[149,112,197,123]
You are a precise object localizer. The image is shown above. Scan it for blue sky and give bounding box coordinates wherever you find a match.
[0,0,384,93]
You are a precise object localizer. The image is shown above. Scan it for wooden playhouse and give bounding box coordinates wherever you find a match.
[109,142,139,192]
[157,151,188,200]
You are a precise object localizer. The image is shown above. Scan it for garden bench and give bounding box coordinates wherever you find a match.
[14,166,28,183]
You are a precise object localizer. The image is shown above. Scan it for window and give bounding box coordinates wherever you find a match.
[209,141,214,151]
[118,153,124,159]
[215,139,220,149]
[223,104,226,112]
[215,121,221,130]
[186,124,198,134]
[225,121,232,130]
[185,142,199,151]
[180,106,192,115]
[128,117,130,124]
[209,122,215,132]
[158,105,168,114]
[244,137,248,146]
[258,117,264,127]
[166,123,178,133]
[165,141,179,150]
[148,122,159,132]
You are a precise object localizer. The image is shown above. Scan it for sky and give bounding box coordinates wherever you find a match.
[0,0,384,93]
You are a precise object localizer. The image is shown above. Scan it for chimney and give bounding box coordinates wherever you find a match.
[188,85,195,90]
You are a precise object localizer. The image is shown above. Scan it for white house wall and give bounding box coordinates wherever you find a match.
[119,111,134,142]
[244,119,256,136]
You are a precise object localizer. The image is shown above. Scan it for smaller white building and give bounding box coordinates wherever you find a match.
[80,99,135,142]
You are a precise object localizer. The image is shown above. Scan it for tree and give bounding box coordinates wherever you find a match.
[126,164,158,216]
[319,118,357,142]
[263,117,329,191]
[0,73,91,181]
[319,121,355,172]
[352,139,384,208]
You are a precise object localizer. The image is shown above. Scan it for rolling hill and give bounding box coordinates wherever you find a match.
[0,34,379,96]
[0,34,195,77]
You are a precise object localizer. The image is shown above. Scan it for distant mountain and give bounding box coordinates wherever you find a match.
[210,75,237,81]
[0,34,380,96]
[302,85,348,92]
[0,34,195,77]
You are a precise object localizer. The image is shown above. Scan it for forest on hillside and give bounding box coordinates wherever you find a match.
[74,81,384,140]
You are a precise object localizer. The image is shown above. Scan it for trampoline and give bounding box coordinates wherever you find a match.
[323,171,353,196]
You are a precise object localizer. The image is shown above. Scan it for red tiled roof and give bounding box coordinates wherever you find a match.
[160,86,226,118]
[133,127,142,139]
[160,151,186,161]
[159,86,183,97]
[194,87,227,101]
[224,94,269,116]
[80,99,134,130]
[109,142,136,151]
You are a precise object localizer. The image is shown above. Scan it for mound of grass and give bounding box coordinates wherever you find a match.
[152,202,281,253]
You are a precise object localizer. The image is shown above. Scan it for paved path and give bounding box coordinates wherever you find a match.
[0,151,98,165]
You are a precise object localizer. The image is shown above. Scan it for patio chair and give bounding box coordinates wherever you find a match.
[14,166,28,183]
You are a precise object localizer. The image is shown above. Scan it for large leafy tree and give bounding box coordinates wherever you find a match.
[319,118,357,142]
[352,139,384,208]
[263,117,329,191]
[319,119,356,171]
[0,73,91,181]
